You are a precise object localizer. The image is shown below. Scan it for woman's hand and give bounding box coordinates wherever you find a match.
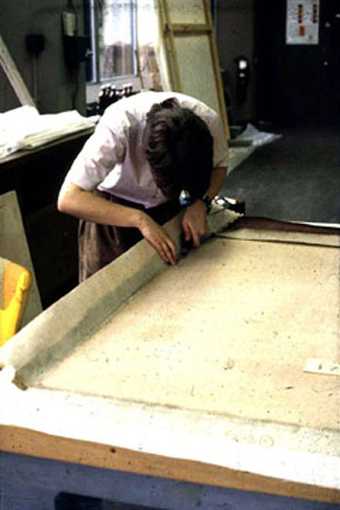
[182,200,208,248]
[137,213,177,265]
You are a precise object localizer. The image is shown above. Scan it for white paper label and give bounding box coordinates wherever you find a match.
[286,0,319,45]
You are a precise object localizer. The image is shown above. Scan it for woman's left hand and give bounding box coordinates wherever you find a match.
[182,199,208,248]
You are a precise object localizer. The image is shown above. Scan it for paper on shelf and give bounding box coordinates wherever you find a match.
[0,106,97,159]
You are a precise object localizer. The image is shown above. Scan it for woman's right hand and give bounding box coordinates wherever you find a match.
[137,212,177,265]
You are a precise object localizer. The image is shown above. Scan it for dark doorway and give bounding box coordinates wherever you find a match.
[255,0,340,127]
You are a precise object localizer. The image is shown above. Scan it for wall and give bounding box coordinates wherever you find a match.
[215,0,256,125]
[0,0,86,114]
[0,0,255,120]
[255,0,340,127]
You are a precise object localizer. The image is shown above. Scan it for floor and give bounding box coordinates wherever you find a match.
[223,126,340,224]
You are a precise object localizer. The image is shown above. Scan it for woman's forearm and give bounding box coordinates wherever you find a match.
[57,182,145,229]
[58,182,177,265]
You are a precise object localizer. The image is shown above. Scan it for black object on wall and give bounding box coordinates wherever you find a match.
[255,0,340,127]
[234,55,251,106]
[62,2,90,70]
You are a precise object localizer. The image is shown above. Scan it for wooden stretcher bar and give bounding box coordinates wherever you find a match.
[169,23,212,33]
[1,425,339,504]
[0,33,35,107]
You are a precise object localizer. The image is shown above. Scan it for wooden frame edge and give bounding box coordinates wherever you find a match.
[1,425,339,504]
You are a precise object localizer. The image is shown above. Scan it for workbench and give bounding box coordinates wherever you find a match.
[1,210,339,509]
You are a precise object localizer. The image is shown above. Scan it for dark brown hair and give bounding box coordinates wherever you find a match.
[145,98,213,200]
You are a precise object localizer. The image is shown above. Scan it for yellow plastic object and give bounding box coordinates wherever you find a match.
[0,260,32,347]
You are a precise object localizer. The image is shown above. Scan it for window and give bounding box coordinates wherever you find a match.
[84,0,137,83]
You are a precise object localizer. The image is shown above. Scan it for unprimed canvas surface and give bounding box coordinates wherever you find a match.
[31,236,340,431]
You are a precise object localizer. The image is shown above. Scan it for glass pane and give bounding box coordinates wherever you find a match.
[98,0,135,79]
[137,0,164,90]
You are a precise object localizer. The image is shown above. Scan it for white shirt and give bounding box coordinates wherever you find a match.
[65,91,229,208]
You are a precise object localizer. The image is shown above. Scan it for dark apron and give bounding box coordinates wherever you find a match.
[78,192,180,282]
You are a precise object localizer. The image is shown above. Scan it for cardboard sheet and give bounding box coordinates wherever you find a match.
[0,191,42,325]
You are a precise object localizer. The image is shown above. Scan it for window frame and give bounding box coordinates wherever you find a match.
[84,0,139,92]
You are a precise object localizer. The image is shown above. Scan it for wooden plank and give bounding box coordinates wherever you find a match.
[220,225,340,247]
[0,34,35,107]
[1,426,340,504]
[159,0,182,89]
[2,452,335,510]
[169,23,212,33]
[202,0,230,138]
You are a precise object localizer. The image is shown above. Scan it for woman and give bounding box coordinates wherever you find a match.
[58,91,228,281]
